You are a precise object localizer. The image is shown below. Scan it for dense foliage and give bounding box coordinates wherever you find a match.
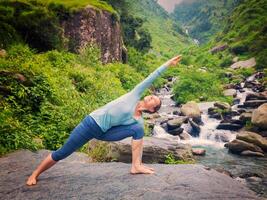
[0,44,148,155]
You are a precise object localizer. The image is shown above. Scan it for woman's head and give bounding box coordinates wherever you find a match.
[142,95,162,114]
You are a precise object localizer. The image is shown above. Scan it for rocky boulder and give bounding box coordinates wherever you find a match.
[209,44,228,54]
[251,103,267,130]
[0,150,260,200]
[223,89,237,97]
[230,57,256,69]
[61,7,123,64]
[224,139,264,154]
[236,131,267,152]
[87,137,194,163]
[181,101,201,119]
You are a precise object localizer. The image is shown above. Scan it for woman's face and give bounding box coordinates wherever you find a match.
[143,95,160,112]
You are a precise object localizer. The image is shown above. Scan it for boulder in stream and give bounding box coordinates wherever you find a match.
[236,131,267,152]
[223,89,237,97]
[224,139,264,155]
[181,101,201,118]
[167,117,188,130]
[240,150,264,157]
[251,103,267,130]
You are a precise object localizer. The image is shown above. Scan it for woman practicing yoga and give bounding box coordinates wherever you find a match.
[26,55,182,186]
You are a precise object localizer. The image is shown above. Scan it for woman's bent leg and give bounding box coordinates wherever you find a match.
[26,118,95,186]
[97,123,154,174]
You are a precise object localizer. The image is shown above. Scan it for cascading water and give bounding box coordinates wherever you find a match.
[152,77,267,198]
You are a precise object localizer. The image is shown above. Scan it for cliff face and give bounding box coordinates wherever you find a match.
[62,6,123,64]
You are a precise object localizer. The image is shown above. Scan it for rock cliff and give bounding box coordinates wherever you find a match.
[62,6,124,64]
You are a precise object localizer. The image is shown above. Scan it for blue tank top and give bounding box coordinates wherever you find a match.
[89,63,168,132]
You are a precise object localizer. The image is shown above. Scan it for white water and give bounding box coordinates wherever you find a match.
[152,77,253,149]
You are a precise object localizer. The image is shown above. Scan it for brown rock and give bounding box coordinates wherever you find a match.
[251,103,267,130]
[61,7,123,64]
[181,101,201,118]
[230,57,256,69]
[236,131,267,152]
[225,139,263,154]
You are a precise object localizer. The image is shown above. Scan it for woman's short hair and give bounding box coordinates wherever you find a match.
[153,99,162,112]
[144,98,162,114]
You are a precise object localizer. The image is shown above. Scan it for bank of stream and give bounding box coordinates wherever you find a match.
[153,76,267,198]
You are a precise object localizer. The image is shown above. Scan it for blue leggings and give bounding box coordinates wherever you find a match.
[51,115,144,161]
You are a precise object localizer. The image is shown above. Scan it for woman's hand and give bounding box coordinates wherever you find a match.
[165,55,182,67]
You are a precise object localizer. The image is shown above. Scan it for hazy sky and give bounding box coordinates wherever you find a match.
[157,0,194,12]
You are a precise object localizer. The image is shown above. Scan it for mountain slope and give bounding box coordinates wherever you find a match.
[125,0,193,58]
[171,0,242,44]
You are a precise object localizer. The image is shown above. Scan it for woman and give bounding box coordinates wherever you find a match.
[26,55,182,186]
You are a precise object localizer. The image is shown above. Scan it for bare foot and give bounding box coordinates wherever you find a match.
[130,165,155,174]
[141,163,154,171]
[26,174,38,186]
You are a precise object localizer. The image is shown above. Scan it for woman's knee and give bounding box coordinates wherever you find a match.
[132,123,145,140]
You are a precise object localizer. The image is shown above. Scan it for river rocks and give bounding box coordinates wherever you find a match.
[236,131,267,152]
[167,127,184,136]
[192,148,206,156]
[223,89,237,97]
[217,119,244,131]
[167,117,188,130]
[251,103,267,130]
[209,44,228,54]
[243,100,267,108]
[188,119,201,136]
[217,123,243,131]
[179,131,192,140]
[246,92,267,101]
[181,101,201,118]
[239,112,252,123]
[88,137,193,163]
[224,139,264,154]
[214,101,231,110]
[240,150,264,157]
[230,57,256,69]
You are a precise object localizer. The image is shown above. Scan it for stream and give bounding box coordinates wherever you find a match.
[153,77,267,198]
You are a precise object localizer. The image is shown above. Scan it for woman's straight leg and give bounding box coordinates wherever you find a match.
[26,116,97,186]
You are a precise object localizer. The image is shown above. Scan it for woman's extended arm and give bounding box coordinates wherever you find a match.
[131,55,182,97]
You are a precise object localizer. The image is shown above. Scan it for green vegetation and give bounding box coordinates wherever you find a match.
[0,44,145,155]
[164,153,195,164]
[172,66,233,104]
[0,0,116,51]
[124,0,193,58]
[172,0,242,43]
[214,0,267,68]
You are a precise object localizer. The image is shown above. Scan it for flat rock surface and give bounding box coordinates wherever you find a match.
[0,150,262,200]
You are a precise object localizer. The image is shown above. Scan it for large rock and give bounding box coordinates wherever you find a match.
[230,57,256,69]
[0,150,260,200]
[209,44,228,54]
[181,101,201,118]
[223,89,237,97]
[243,100,267,108]
[224,139,264,154]
[236,131,267,152]
[62,7,123,64]
[214,101,231,110]
[88,137,193,163]
[167,117,188,130]
[251,103,267,130]
[240,150,264,157]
